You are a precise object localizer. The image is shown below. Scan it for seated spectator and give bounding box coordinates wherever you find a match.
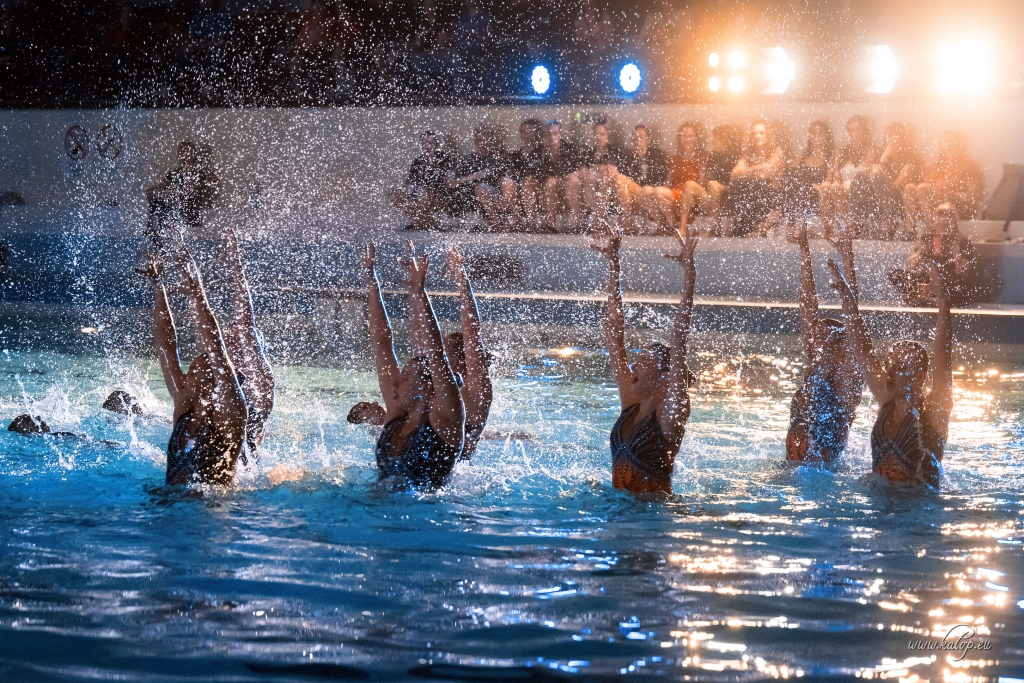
[579,118,626,228]
[889,203,979,306]
[388,130,460,231]
[904,129,983,235]
[680,124,742,236]
[450,123,516,231]
[537,120,584,233]
[671,122,709,232]
[617,125,674,235]
[782,120,834,231]
[508,119,545,230]
[819,115,878,235]
[868,122,921,239]
[728,120,785,237]
[144,140,218,249]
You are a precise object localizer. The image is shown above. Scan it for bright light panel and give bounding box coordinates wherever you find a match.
[865,44,897,94]
[708,76,721,92]
[531,65,551,95]
[761,46,795,94]
[619,62,642,94]
[936,39,992,95]
[727,50,746,69]
[728,76,744,92]
[708,52,720,67]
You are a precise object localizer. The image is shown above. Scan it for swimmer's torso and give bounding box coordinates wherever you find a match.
[786,368,858,463]
[610,403,676,494]
[870,401,943,487]
[376,413,462,489]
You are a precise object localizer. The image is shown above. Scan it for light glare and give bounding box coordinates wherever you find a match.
[531,65,551,95]
[761,46,795,94]
[865,45,897,94]
[936,39,991,95]
[727,50,746,69]
[619,62,642,94]
[708,76,721,92]
[728,76,744,92]
[709,52,720,67]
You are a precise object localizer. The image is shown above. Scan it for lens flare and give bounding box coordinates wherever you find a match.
[865,44,897,93]
[619,62,642,94]
[762,47,795,94]
[531,65,551,95]
[727,50,746,69]
[728,76,744,92]
[936,39,991,95]
[709,52,720,67]
[708,76,721,92]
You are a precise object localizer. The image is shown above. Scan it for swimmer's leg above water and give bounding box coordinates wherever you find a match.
[220,225,275,452]
[142,246,248,487]
[363,243,465,488]
[786,217,864,463]
[444,246,493,460]
[828,216,953,487]
[591,227,697,494]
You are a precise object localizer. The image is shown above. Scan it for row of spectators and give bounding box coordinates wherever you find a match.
[391,115,984,240]
[0,0,976,107]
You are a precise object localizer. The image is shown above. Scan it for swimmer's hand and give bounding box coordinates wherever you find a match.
[827,257,855,301]
[826,217,855,255]
[589,227,622,261]
[402,242,429,293]
[222,223,241,263]
[664,226,698,270]
[134,252,163,280]
[361,242,377,282]
[787,218,808,246]
[923,260,949,301]
[446,246,467,283]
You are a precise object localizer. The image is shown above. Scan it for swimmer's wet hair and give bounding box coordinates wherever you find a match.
[8,414,50,435]
[648,342,671,373]
[347,401,386,426]
[445,333,495,368]
[886,340,930,378]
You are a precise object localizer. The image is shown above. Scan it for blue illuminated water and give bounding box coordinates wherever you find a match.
[1,324,1023,681]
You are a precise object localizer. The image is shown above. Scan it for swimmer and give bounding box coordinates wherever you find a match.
[828,253,953,488]
[591,227,697,494]
[140,247,249,487]
[8,414,50,435]
[347,401,387,427]
[786,218,864,463]
[363,242,465,489]
[444,246,493,460]
[220,226,275,455]
[102,390,143,416]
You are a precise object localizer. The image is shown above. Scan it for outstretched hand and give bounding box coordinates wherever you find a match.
[361,242,377,282]
[222,223,241,263]
[923,260,949,302]
[446,246,467,282]
[134,250,164,281]
[826,257,854,301]
[826,217,855,255]
[402,241,429,293]
[589,227,622,261]
[787,217,809,247]
[664,226,698,270]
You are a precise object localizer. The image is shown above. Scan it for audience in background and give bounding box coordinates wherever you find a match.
[904,129,984,233]
[389,130,459,231]
[868,122,922,239]
[729,120,785,237]
[451,124,516,231]
[507,119,545,230]
[889,203,979,306]
[819,115,878,236]
[783,120,833,232]
[670,122,708,231]
[579,119,626,228]
[537,121,585,233]
[617,125,674,234]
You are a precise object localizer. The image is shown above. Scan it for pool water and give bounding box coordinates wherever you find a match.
[1,324,1023,682]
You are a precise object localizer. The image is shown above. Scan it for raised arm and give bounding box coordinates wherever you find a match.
[362,243,401,412]
[447,247,492,427]
[828,258,888,402]
[173,245,234,371]
[139,257,185,403]
[793,221,818,364]
[659,227,698,442]
[924,262,953,438]
[403,250,464,447]
[590,230,638,409]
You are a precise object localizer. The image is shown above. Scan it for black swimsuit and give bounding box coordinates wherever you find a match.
[166,409,245,486]
[610,404,675,489]
[788,368,857,461]
[870,401,942,487]
[460,421,487,461]
[376,414,462,489]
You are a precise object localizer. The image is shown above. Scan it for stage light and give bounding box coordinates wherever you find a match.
[865,45,897,93]
[708,52,720,67]
[728,76,744,92]
[531,65,551,95]
[727,50,746,69]
[936,39,991,95]
[619,62,642,94]
[761,46,795,94]
[708,76,721,92]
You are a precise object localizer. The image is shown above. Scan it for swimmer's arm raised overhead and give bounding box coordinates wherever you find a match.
[362,243,401,413]
[924,262,954,441]
[222,225,274,402]
[448,247,492,426]
[793,221,818,364]
[404,249,465,448]
[660,227,698,442]
[140,258,185,403]
[827,219,864,408]
[590,229,638,409]
[828,258,887,403]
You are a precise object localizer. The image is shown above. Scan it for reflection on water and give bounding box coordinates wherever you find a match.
[0,331,1022,681]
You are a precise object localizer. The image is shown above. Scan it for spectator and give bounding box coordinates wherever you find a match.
[144,141,218,248]
[450,124,516,231]
[579,118,627,227]
[782,120,834,231]
[389,130,460,231]
[820,115,878,235]
[869,122,922,239]
[904,129,983,233]
[288,0,362,102]
[889,203,979,306]
[671,122,709,232]
[537,121,585,233]
[507,119,545,230]
[617,125,674,234]
[728,120,785,237]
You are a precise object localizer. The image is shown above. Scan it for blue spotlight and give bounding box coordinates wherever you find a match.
[531,65,551,95]
[619,62,642,94]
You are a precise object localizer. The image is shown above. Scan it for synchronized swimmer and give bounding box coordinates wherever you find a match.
[35,199,956,492]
